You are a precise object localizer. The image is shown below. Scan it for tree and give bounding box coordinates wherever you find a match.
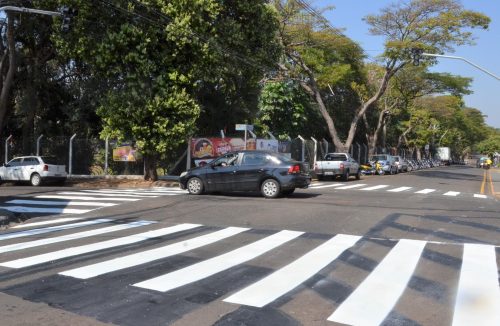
[273,0,489,152]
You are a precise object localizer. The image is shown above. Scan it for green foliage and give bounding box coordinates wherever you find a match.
[257,81,323,139]
[475,131,500,156]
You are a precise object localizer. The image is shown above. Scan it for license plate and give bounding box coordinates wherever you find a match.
[324,172,334,176]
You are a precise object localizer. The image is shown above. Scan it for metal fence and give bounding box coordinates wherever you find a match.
[1,134,433,176]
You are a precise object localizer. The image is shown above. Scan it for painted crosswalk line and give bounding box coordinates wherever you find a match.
[415,188,436,194]
[473,194,488,199]
[224,234,361,308]
[452,244,500,326]
[334,184,367,190]
[0,223,201,269]
[0,206,95,214]
[443,191,460,197]
[10,217,83,229]
[34,195,140,201]
[328,239,426,325]
[360,185,389,191]
[0,220,153,253]
[57,192,158,198]
[60,226,249,279]
[387,186,412,192]
[6,200,117,207]
[80,190,181,196]
[0,219,112,241]
[133,230,304,292]
[309,183,346,189]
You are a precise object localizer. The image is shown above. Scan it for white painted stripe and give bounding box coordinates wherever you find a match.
[328,239,426,325]
[102,188,186,193]
[473,194,488,199]
[0,206,94,214]
[133,230,304,292]
[58,192,158,198]
[415,189,436,194]
[387,186,412,192]
[0,220,153,253]
[311,183,324,186]
[80,190,179,196]
[0,219,111,241]
[443,191,460,197]
[60,227,249,279]
[335,184,367,190]
[309,184,345,189]
[453,244,500,326]
[6,200,117,207]
[224,234,361,307]
[0,223,201,269]
[360,185,389,191]
[10,217,82,229]
[35,195,140,201]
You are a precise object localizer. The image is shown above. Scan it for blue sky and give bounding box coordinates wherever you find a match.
[314,0,499,128]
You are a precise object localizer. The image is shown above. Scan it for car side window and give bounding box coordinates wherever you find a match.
[7,158,22,167]
[22,157,39,166]
[241,153,268,166]
[213,153,238,167]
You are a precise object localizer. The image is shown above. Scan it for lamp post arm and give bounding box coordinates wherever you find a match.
[422,53,500,81]
[0,6,61,16]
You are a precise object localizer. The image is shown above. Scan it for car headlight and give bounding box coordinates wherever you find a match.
[180,171,188,177]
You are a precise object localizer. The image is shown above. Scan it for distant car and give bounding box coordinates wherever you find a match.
[393,156,408,172]
[0,156,67,186]
[369,154,398,174]
[314,152,360,181]
[179,150,311,198]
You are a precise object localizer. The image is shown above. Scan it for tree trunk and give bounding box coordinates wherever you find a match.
[143,153,158,181]
[0,13,17,136]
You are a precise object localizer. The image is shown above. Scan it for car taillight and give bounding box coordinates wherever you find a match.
[288,164,301,174]
[43,164,49,171]
[340,163,344,170]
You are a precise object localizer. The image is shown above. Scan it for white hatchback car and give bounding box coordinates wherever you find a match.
[0,156,67,186]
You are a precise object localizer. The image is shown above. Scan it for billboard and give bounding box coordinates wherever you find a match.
[113,145,139,162]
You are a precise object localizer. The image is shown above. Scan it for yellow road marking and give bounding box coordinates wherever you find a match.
[480,170,486,195]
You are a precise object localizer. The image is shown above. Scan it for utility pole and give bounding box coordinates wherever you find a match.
[421,53,500,81]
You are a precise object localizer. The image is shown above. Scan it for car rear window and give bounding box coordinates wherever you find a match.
[40,156,62,165]
[325,154,347,161]
[370,155,388,161]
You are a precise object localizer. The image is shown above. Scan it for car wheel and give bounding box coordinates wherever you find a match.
[186,177,204,195]
[355,169,361,180]
[342,170,349,181]
[30,173,42,186]
[261,179,280,198]
[282,188,295,196]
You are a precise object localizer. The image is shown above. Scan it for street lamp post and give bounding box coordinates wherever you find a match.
[422,53,500,81]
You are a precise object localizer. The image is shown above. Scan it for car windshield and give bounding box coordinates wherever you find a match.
[370,155,388,161]
[40,156,62,165]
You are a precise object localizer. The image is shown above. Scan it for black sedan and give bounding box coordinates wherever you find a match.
[179,151,311,198]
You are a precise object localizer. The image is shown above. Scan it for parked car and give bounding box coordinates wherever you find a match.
[179,150,311,198]
[0,156,67,186]
[393,156,408,172]
[314,153,360,181]
[368,154,398,175]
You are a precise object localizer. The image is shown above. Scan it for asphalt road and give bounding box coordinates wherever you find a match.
[0,165,498,326]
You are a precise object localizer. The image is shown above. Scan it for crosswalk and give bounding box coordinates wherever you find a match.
[0,219,498,325]
[0,187,187,216]
[308,182,493,200]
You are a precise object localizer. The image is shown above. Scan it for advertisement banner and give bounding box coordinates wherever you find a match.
[191,137,287,160]
[113,145,139,162]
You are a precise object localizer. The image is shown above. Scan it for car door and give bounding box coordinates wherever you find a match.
[204,153,239,191]
[5,158,23,180]
[21,157,40,180]
[233,152,269,191]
